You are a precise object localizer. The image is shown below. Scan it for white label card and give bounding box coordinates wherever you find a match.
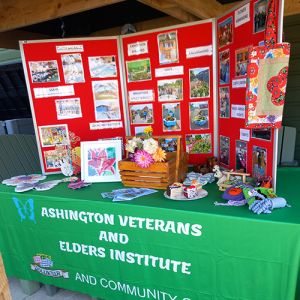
[232,78,247,88]
[33,86,75,98]
[155,66,184,77]
[240,129,250,141]
[235,3,250,27]
[186,45,213,58]
[56,45,84,53]
[128,41,148,56]
[129,90,154,102]
[90,121,123,130]
[231,105,246,119]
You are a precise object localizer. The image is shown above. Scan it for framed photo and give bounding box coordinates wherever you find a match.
[158,137,178,152]
[219,87,230,118]
[218,17,233,48]
[252,146,267,178]
[88,56,117,78]
[235,47,250,77]
[39,124,69,147]
[236,140,247,172]
[61,53,85,83]
[158,79,183,101]
[55,98,82,120]
[157,31,179,64]
[220,49,230,85]
[134,126,148,136]
[251,128,272,141]
[81,140,122,182]
[189,101,209,130]
[162,103,181,132]
[44,149,68,169]
[190,67,210,98]
[185,134,212,154]
[220,136,230,165]
[254,0,267,33]
[130,103,153,124]
[29,60,60,83]
[126,58,151,82]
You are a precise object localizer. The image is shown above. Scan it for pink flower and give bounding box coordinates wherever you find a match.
[134,149,154,168]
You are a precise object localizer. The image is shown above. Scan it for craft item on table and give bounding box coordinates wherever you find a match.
[243,187,276,205]
[256,176,272,188]
[101,188,157,202]
[212,165,227,187]
[68,180,91,190]
[194,156,218,174]
[191,179,202,192]
[167,182,183,198]
[15,180,62,193]
[202,173,215,183]
[214,184,249,207]
[61,176,78,182]
[60,157,74,177]
[2,174,46,186]
[164,188,208,201]
[183,185,197,199]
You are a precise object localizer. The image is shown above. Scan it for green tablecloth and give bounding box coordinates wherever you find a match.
[0,168,299,300]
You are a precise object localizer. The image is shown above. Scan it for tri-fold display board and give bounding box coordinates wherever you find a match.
[20,0,283,186]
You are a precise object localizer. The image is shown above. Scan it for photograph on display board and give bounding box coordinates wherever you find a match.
[252,146,267,178]
[44,149,68,169]
[252,128,272,141]
[189,67,210,98]
[236,140,247,173]
[162,103,181,132]
[220,49,230,85]
[94,100,121,121]
[189,101,209,130]
[235,47,250,77]
[157,31,179,65]
[186,134,212,154]
[135,126,148,136]
[219,87,230,118]
[61,53,85,83]
[88,56,117,78]
[29,60,60,83]
[39,124,69,147]
[126,58,151,82]
[254,0,268,33]
[218,17,233,48]
[220,136,230,165]
[158,79,183,101]
[92,80,119,101]
[55,98,82,120]
[158,138,178,152]
[130,104,153,124]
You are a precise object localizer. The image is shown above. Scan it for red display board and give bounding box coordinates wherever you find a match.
[216,0,281,180]
[121,20,216,165]
[20,37,127,174]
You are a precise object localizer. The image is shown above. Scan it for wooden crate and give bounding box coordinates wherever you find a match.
[118,158,177,189]
[0,255,12,300]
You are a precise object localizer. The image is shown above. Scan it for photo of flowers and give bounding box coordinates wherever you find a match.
[158,79,183,101]
[162,103,181,132]
[126,58,151,82]
[252,146,267,178]
[236,140,247,172]
[235,47,249,77]
[88,56,117,78]
[185,134,212,154]
[218,17,233,47]
[254,0,267,33]
[39,124,69,147]
[219,87,230,118]
[44,149,68,169]
[190,67,210,98]
[157,31,179,64]
[81,140,122,182]
[29,60,60,83]
[130,104,153,124]
[61,53,85,83]
[220,49,230,85]
[158,138,178,152]
[55,98,82,120]
[189,101,209,130]
[220,136,230,165]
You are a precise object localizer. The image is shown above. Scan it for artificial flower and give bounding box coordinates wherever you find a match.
[125,137,142,153]
[134,150,154,168]
[143,138,158,155]
[153,147,166,162]
[144,126,153,138]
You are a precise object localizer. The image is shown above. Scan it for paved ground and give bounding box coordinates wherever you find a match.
[8,277,94,300]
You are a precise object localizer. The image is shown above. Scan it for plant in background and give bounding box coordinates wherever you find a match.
[125,126,166,168]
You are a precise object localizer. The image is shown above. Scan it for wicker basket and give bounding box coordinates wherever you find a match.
[0,255,12,300]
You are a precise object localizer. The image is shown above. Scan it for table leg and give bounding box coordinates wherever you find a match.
[19,279,40,295]
[44,284,58,296]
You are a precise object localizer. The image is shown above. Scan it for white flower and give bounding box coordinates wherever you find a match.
[143,138,158,155]
[125,137,143,153]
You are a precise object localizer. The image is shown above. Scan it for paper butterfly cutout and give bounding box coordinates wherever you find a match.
[68,180,91,190]
[15,180,62,193]
[2,174,46,186]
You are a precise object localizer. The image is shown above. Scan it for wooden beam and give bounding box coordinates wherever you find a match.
[138,0,198,22]
[90,16,182,37]
[0,0,124,33]
[284,0,300,16]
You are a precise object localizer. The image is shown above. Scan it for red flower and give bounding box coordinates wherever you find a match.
[281,44,290,55]
[271,87,281,99]
[246,91,257,103]
[248,63,258,77]
[271,91,285,106]
[257,48,266,59]
[279,66,289,79]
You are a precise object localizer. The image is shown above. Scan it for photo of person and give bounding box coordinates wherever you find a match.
[236,140,247,172]
[254,0,267,33]
[61,53,85,83]
[126,59,151,82]
[219,87,230,118]
[220,49,230,85]
[186,134,212,154]
[220,136,230,165]
[189,101,209,130]
[29,60,60,83]
[55,98,82,120]
[218,17,233,48]
[130,104,153,124]
[88,56,117,78]
[158,79,183,101]
[235,47,250,77]
[252,146,267,178]
[190,67,210,98]
[157,31,179,64]
[162,103,181,132]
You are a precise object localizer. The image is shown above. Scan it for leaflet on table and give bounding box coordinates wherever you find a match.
[235,3,250,27]
[240,128,250,141]
[186,45,213,58]
[56,45,84,53]
[101,188,157,201]
[231,105,246,118]
[155,66,184,77]
[33,85,75,98]
[232,78,247,88]
[90,121,123,130]
[128,41,148,56]
[128,90,154,102]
